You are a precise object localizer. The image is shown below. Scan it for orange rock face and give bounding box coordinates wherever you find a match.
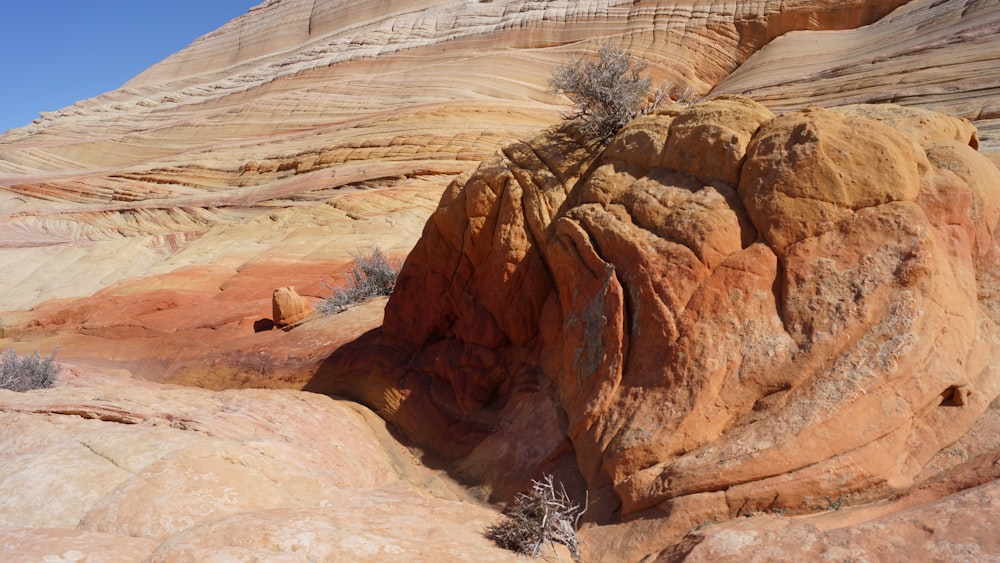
[1,0,999,559]
[272,286,314,327]
[314,97,1000,556]
[2,0,996,390]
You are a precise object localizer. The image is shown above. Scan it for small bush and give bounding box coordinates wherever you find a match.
[549,43,665,144]
[485,475,587,558]
[0,348,60,392]
[318,247,401,314]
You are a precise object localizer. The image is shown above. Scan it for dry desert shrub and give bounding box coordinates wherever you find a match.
[318,247,401,314]
[485,474,587,558]
[0,348,60,392]
[549,43,666,144]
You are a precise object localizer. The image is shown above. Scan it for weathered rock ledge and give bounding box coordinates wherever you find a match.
[0,366,523,561]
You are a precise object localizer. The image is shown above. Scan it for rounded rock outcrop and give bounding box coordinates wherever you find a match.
[272,286,314,328]
[738,106,931,254]
[315,97,1000,557]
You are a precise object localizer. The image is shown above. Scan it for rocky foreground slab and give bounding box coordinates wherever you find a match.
[0,366,524,561]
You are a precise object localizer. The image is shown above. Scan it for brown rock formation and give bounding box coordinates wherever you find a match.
[1,0,999,559]
[674,449,1000,561]
[312,96,1000,557]
[4,0,993,318]
[272,286,314,327]
[2,0,997,391]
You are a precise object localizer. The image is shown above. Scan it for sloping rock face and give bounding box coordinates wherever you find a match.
[313,96,1000,557]
[712,0,1000,151]
[3,0,998,388]
[0,367,522,561]
[1,0,999,559]
[678,479,1000,561]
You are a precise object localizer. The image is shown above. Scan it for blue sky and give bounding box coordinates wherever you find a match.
[0,1,260,134]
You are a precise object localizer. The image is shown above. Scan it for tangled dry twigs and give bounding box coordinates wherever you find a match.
[549,43,664,144]
[0,348,59,392]
[485,474,587,558]
[317,247,401,314]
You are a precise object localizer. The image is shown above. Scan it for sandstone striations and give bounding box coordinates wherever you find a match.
[3,0,993,315]
[313,96,1000,558]
[713,0,1000,151]
[2,0,998,385]
[1,0,999,560]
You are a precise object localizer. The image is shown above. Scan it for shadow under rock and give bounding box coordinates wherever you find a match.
[304,327,494,468]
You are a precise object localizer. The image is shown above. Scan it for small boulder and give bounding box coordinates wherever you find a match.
[272,286,314,328]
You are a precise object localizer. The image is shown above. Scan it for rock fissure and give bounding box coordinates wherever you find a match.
[22,406,147,425]
[80,441,134,475]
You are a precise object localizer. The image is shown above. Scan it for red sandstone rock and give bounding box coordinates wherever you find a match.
[272,286,314,328]
[0,0,998,559]
[314,97,1000,558]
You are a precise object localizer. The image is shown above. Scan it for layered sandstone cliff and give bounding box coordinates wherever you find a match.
[2,0,997,381]
[3,0,994,315]
[1,0,999,560]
